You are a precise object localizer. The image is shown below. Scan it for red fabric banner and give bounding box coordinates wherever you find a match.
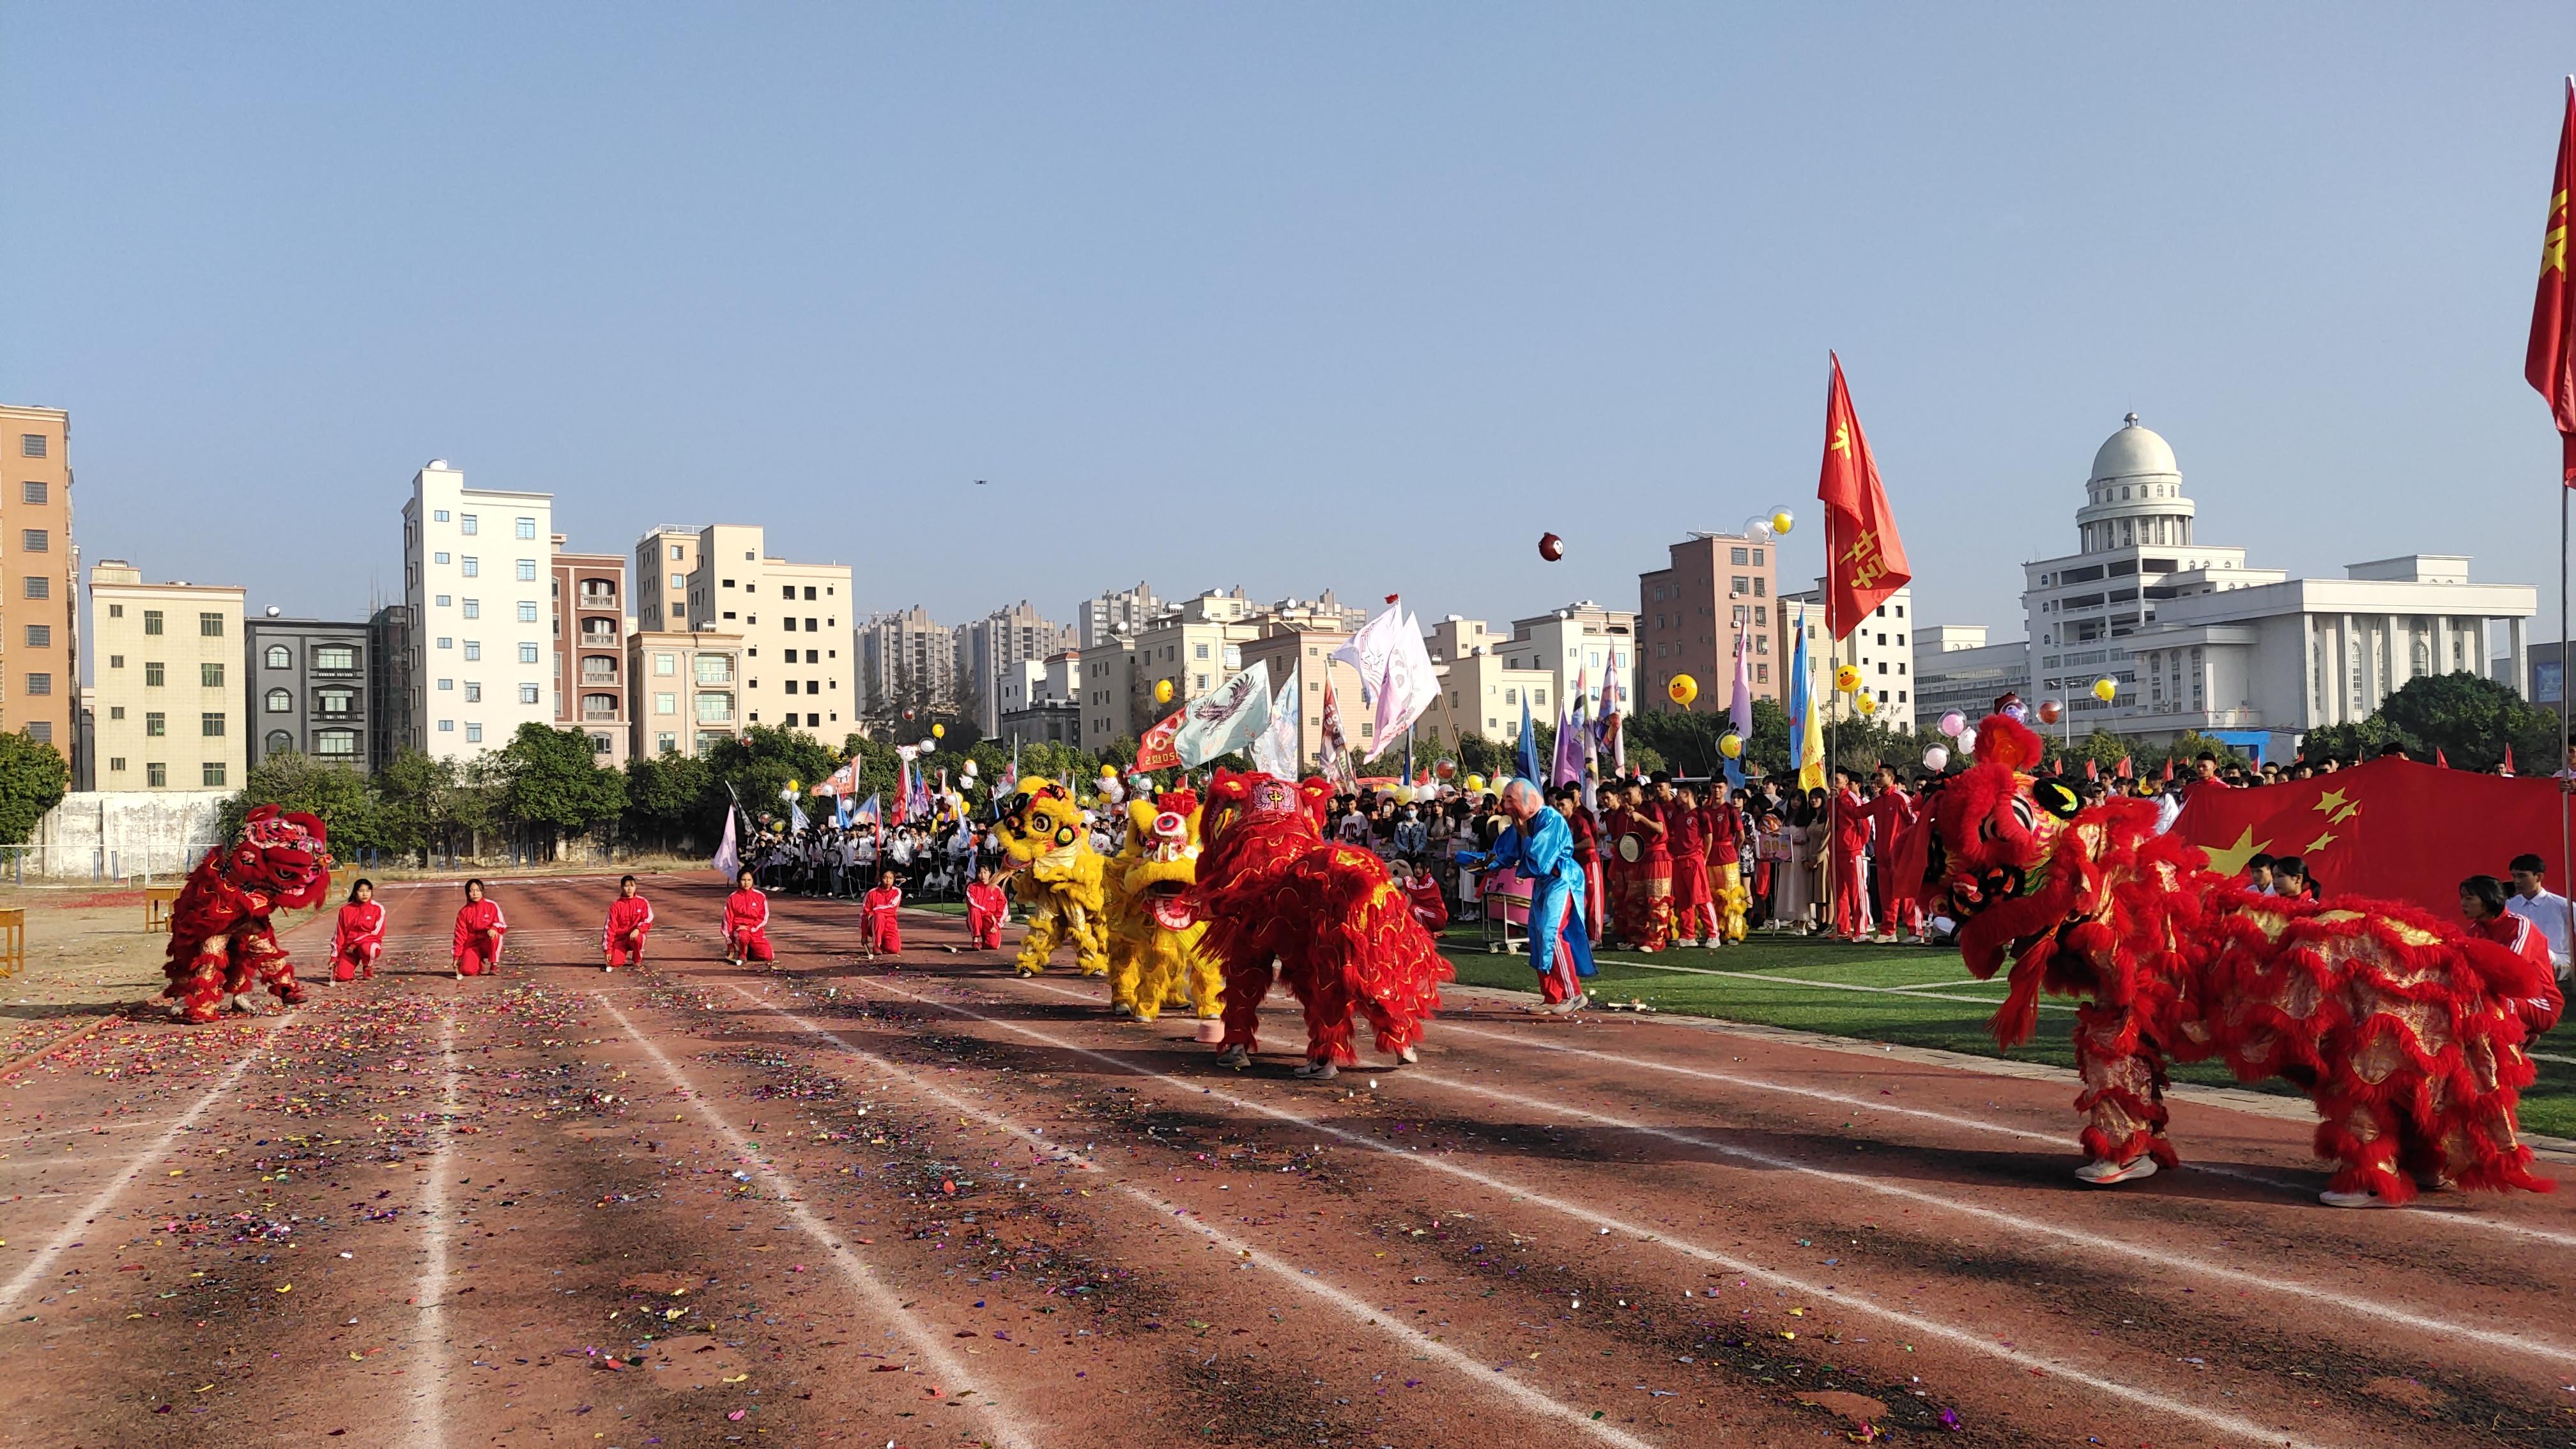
[1816,353,1912,638]
[2526,77,2576,480]
[1134,710,1184,772]
[2168,758,2576,914]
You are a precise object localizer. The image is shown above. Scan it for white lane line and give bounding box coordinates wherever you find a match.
[724,983,1661,1449]
[1591,957,2071,1011]
[590,993,1042,1449]
[2533,1051,2576,1066]
[1402,1067,2575,1365]
[0,1020,284,1315]
[872,977,2339,1449]
[408,1009,460,1449]
[1439,1020,2576,1252]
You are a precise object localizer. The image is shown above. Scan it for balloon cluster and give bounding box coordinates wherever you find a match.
[1933,710,1977,761]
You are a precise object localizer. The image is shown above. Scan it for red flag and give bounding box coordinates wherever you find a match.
[2085,758,2099,782]
[2161,759,2175,783]
[1135,710,1184,771]
[2526,78,2576,482]
[2116,755,2133,779]
[2435,746,2450,769]
[2506,744,2518,773]
[1816,353,1912,639]
[2171,758,2573,913]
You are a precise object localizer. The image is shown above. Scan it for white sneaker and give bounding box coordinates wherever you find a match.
[2073,1156,2158,1185]
[1292,1059,1339,1081]
[1546,993,1590,1016]
[2319,1188,2395,1209]
[1397,1045,1419,1065]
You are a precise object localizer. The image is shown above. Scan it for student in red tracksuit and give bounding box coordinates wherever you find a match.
[452,878,507,979]
[330,878,385,983]
[963,865,1007,951]
[1864,767,1922,940]
[1828,770,1875,941]
[724,868,776,965]
[862,868,904,955]
[1397,861,1450,935]
[602,875,654,972]
[1666,781,1716,946]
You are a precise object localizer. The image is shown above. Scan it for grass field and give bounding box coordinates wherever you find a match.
[1433,926,2576,1142]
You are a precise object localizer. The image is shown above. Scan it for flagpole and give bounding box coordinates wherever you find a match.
[2561,472,2570,933]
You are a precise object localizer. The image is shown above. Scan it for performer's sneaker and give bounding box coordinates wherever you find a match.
[2073,1156,2158,1185]
[2319,1188,2397,1209]
[1397,1045,1419,1064]
[1292,1059,1338,1081]
[1214,1044,1250,1069]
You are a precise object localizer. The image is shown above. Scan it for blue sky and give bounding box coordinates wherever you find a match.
[8,4,2576,652]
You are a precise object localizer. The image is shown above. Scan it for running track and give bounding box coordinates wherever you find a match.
[0,872,2568,1447]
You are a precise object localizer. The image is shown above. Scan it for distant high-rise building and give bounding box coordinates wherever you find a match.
[1780,581,1917,732]
[1,404,77,764]
[956,601,1079,735]
[1638,531,1782,716]
[399,462,556,759]
[369,604,418,763]
[858,605,958,719]
[681,524,854,743]
[551,539,629,764]
[87,560,244,792]
[246,617,374,770]
[1079,581,1158,648]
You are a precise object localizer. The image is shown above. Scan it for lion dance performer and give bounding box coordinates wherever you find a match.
[993,778,1107,978]
[1199,769,1452,1079]
[162,806,335,1022]
[1103,787,1221,1023]
[1928,712,2561,1207]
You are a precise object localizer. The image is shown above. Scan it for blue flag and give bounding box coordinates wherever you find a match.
[1787,606,1811,778]
[1516,694,1540,786]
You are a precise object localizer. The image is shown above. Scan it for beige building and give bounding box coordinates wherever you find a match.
[1237,625,1369,767]
[1781,581,1917,732]
[1418,625,1555,747]
[680,524,853,742]
[2,404,77,760]
[88,561,245,791]
[634,525,699,632]
[1639,530,1784,717]
[629,629,744,758]
[1077,588,1372,754]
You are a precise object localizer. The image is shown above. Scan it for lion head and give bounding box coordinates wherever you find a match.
[1927,714,2082,979]
[224,805,336,911]
[1119,788,1205,931]
[995,778,1091,876]
[1202,768,1329,850]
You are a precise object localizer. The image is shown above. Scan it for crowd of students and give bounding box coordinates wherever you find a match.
[739,818,988,901]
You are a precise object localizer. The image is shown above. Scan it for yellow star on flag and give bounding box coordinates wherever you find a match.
[2306,832,2338,854]
[2312,788,2347,816]
[2201,825,2273,877]
[2331,801,2361,825]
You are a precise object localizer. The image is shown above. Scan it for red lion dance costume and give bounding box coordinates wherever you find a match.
[1927,714,2561,1207]
[162,806,335,1023]
[1197,769,1452,1080]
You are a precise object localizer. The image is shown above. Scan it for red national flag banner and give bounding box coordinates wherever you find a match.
[2526,77,2576,482]
[1133,710,1184,771]
[1817,353,1912,638]
[2169,760,2574,914]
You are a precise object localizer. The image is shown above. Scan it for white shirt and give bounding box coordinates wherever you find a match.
[2503,888,2573,966]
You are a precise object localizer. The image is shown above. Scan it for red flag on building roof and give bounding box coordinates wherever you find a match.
[1816,354,1913,639]
[2525,77,2576,482]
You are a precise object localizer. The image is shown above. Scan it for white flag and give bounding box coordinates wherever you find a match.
[1251,664,1302,778]
[1329,604,1404,709]
[1172,662,1274,768]
[711,806,740,880]
[1317,677,1357,788]
[1375,611,1440,742]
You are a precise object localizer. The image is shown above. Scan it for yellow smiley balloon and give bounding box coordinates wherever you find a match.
[1718,733,1743,759]
[1154,678,1174,703]
[2093,677,2118,702]
[1666,673,1698,707]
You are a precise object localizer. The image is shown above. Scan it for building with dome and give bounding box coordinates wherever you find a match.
[1919,414,2536,761]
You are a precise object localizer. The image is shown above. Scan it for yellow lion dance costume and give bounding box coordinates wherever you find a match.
[995,778,1107,978]
[1105,787,1222,1022]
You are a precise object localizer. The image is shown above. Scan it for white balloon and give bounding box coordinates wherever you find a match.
[1922,745,1950,771]
[918,737,939,752]
[962,760,978,777]
[1956,726,1979,755]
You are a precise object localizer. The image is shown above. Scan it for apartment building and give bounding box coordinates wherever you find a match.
[1638,530,1781,716]
[634,525,699,632]
[1780,582,1918,732]
[368,604,418,763]
[551,540,629,763]
[399,462,556,758]
[1236,624,1370,765]
[956,601,1080,735]
[629,628,744,758]
[245,617,372,769]
[857,605,956,717]
[995,650,1083,746]
[1417,617,1556,746]
[681,524,854,742]
[88,561,244,791]
[2,404,77,759]
[1078,581,1159,647]
[1498,602,1637,719]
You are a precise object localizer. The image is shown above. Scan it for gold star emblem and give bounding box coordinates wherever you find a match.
[2312,788,2347,815]
[2331,801,2361,825]
[2306,831,2337,854]
[2201,824,2273,877]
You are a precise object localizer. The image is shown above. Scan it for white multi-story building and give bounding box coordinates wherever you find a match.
[399,462,556,759]
[1079,581,1159,648]
[1912,624,2032,726]
[682,524,854,743]
[956,601,1080,735]
[1780,582,1917,732]
[2020,415,2534,757]
[1496,601,1637,722]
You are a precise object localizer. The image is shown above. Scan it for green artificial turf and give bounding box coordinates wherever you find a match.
[1434,927,2576,1141]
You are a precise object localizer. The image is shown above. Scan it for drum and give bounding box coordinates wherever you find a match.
[1615,833,1643,863]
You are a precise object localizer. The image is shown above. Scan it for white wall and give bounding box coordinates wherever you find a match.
[26,789,231,880]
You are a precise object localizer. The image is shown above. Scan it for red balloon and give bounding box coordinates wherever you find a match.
[1538,532,1566,562]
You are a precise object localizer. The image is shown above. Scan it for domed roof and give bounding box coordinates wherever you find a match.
[2090,412,2178,484]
